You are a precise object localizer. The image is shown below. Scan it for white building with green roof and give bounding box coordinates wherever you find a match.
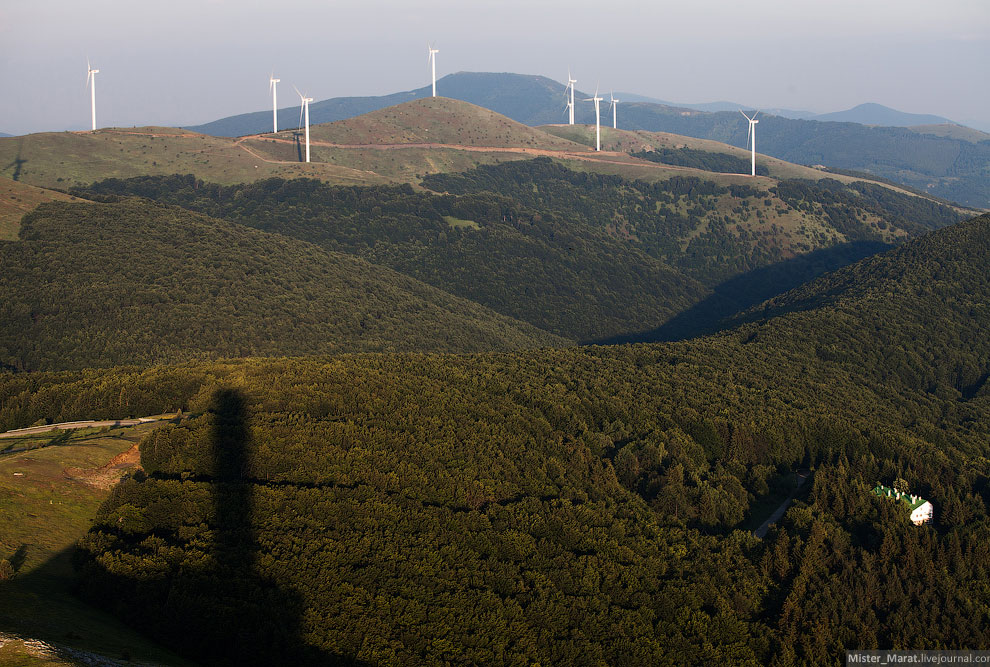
[872,484,933,525]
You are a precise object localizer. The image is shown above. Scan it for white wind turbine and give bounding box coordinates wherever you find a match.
[269,73,280,133]
[740,109,760,176]
[428,44,439,97]
[585,85,604,151]
[609,91,619,129]
[296,87,313,163]
[86,59,99,131]
[565,69,577,125]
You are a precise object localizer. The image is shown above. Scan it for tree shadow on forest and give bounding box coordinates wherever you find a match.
[63,388,363,666]
[593,240,892,345]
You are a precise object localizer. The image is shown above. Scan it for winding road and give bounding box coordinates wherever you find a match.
[0,417,164,439]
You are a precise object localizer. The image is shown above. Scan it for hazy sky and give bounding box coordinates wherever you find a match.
[1,0,988,135]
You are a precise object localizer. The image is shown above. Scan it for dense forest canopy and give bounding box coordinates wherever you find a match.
[1,214,986,665]
[76,159,964,345]
[0,199,564,371]
[77,174,706,343]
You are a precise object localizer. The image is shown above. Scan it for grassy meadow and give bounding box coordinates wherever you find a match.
[0,422,189,665]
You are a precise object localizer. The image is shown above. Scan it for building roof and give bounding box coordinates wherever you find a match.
[872,484,928,511]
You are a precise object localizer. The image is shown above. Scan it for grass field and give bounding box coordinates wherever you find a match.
[0,422,189,666]
[0,180,86,241]
[908,124,990,144]
[0,128,389,191]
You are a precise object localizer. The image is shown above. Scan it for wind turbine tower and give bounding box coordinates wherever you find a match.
[566,70,577,125]
[86,60,99,131]
[585,86,604,151]
[428,45,440,97]
[740,110,760,176]
[296,87,314,163]
[269,73,280,133]
[609,92,619,129]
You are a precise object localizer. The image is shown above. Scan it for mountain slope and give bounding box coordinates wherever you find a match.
[606,107,990,209]
[736,213,990,401]
[0,128,394,190]
[909,124,990,144]
[421,159,964,285]
[10,214,987,665]
[4,96,971,212]
[189,72,989,207]
[296,97,590,150]
[78,157,965,344]
[0,178,88,240]
[0,199,566,371]
[79,175,709,343]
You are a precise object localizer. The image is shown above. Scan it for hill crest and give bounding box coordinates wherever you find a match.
[278,97,591,151]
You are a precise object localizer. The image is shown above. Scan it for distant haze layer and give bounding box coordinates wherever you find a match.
[0,0,987,135]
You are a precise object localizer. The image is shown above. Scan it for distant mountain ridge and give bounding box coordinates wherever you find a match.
[813,103,953,126]
[186,72,571,137]
[616,97,955,127]
[191,74,962,136]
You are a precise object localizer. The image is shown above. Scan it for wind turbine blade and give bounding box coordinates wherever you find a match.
[739,109,751,121]
[746,123,752,149]
[753,110,761,120]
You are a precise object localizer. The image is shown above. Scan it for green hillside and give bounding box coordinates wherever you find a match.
[76,159,964,344]
[79,175,709,343]
[908,124,990,144]
[0,199,565,371]
[423,159,964,287]
[0,178,87,240]
[0,215,984,664]
[736,214,990,400]
[0,128,391,189]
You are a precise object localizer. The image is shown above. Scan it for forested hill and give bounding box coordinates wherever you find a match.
[77,174,710,343]
[77,162,965,344]
[0,200,566,371]
[4,211,988,664]
[423,159,964,279]
[735,213,990,403]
